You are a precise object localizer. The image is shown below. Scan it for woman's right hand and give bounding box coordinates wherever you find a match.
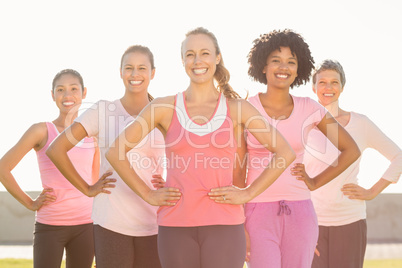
[31,188,56,211]
[88,172,116,197]
[144,187,181,206]
[151,174,166,189]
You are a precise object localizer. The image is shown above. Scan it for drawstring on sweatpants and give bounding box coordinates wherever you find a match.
[277,200,291,216]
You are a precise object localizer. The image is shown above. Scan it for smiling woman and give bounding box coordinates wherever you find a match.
[243,29,361,268]
[0,69,100,268]
[45,45,165,268]
[105,27,295,268]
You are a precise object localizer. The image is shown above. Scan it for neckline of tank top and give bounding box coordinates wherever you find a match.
[175,92,228,136]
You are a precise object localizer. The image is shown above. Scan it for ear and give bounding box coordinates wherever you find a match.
[82,87,87,99]
[120,68,123,79]
[151,68,156,80]
[262,65,267,74]
[51,90,55,101]
[216,54,221,65]
[312,85,317,94]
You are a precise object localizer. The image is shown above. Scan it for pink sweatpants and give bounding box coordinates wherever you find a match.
[245,200,318,268]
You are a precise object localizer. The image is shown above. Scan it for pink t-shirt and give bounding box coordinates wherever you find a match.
[158,92,245,227]
[36,122,95,225]
[246,94,327,202]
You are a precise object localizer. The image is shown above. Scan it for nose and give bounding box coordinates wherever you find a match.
[63,89,73,97]
[194,54,202,64]
[278,62,289,70]
[324,82,332,89]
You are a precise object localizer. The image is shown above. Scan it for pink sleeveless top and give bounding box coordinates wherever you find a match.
[35,122,95,225]
[158,92,245,227]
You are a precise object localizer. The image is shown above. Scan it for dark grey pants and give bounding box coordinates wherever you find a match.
[312,219,367,268]
[158,224,246,268]
[33,222,94,268]
[93,224,161,268]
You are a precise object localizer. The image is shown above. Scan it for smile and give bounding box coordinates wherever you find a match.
[62,101,75,106]
[130,80,143,85]
[275,73,290,79]
[193,68,207,75]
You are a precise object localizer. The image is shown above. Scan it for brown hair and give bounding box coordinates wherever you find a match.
[52,69,84,92]
[182,27,240,99]
[121,45,155,101]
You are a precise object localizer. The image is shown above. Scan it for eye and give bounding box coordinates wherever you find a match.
[186,52,194,57]
[72,87,78,91]
[289,61,296,65]
[125,67,132,70]
[139,67,146,70]
[56,88,63,92]
[202,52,210,55]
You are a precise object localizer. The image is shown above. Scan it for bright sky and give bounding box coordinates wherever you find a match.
[0,0,401,193]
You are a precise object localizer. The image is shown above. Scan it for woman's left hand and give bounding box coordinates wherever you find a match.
[208,185,251,205]
[291,163,317,191]
[341,183,376,200]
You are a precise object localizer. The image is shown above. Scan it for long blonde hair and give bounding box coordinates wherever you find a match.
[182,27,240,100]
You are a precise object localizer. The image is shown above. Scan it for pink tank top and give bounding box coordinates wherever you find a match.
[158,92,245,227]
[35,122,95,225]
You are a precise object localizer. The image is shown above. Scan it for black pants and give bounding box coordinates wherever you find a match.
[33,222,94,268]
[158,224,246,268]
[312,219,367,268]
[93,224,161,268]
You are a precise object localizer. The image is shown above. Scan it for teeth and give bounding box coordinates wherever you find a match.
[276,74,288,79]
[193,68,207,74]
[63,102,74,106]
[324,94,335,97]
[130,80,142,85]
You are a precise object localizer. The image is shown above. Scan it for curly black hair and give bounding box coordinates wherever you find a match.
[247,29,314,88]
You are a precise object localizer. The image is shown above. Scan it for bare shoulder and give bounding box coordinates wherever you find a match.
[228,98,258,115]
[150,95,176,106]
[227,98,251,110]
[27,122,48,137]
[19,122,48,150]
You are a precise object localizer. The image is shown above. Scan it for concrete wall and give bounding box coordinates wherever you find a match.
[0,191,401,244]
[366,193,402,243]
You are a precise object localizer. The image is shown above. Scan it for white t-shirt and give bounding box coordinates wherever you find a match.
[304,112,401,226]
[75,99,165,236]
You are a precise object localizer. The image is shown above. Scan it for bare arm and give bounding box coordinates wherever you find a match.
[292,112,361,190]
[233,125,247,188]
[0,123,56,211]
[105,97,181,206]
[209,99,296,204]
[46,122,115,197]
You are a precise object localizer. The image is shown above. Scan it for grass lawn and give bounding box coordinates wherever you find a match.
[0,259,401,267]
[0,259,95,268]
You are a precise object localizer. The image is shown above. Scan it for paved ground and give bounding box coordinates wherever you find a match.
[1,243,401,260]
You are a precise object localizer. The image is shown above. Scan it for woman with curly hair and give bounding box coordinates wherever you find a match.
[106,27,296,268]
[243,30,361,268]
